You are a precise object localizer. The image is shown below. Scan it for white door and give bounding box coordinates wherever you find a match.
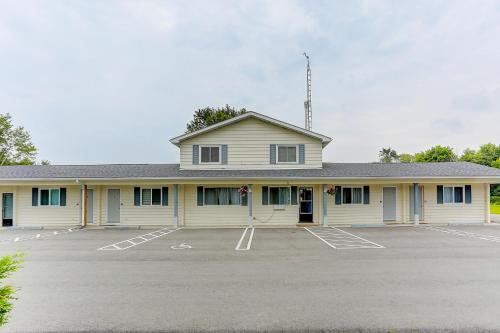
[107,189,120,223]
[383,187,397,221]
[86,189,94,224]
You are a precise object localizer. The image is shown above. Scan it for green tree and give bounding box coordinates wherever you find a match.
[460,144,500,167]
[492,158,500,169]
[379,147,399,163]
[414,145,458,162]
[186,105,247,133]
[399,153,415,163]
[0,253,23,326]
[0,114,39,165]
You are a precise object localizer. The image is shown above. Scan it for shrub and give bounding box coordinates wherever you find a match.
[0,253,23,326]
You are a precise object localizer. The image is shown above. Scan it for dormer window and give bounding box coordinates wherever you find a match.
[277,145,298,163]
[200,146,220,163]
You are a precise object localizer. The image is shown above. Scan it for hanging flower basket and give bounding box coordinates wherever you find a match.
[238,185,248,195]
[326,186,336,196]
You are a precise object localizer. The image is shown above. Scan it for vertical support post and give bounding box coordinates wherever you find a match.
[402,184,407,223]
[173,184,179,228]
[82,184,88,227]
[413,183,419,225]
[323,184,328,227]
[248,184,253,227]
[486,183,491,224]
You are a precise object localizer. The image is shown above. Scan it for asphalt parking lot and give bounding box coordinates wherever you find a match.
[3,224,500,332]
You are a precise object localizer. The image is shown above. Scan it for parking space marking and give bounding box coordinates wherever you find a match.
[97,227,183,251]
[305,227,385,249]
[0,227,83,244]
[424,226,500,243]
[235,227,254,251]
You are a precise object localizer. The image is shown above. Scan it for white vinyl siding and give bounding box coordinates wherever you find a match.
[15,186,80,226]
[179,117,323,169]
[422,184,485,224]
[183,185,247,226]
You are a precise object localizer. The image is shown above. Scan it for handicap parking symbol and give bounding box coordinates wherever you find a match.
[170,243,192,250]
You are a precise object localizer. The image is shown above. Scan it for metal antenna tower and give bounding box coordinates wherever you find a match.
[303,52,312,131]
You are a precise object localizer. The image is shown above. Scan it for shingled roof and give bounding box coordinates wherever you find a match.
[0,162,498,180]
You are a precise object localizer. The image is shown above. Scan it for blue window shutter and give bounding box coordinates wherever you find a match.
[464,185,472,204]
[437,185,443,204]
[241,193,248,206]
[262,186,269,205]
[192,145,199,165]
[162,187,168,206]
[270,144,276,164]
[363,186,370,205]
[335,186,342,205]
[134,187,141,206]
[60,188,67,206]
[298,144,305,164]
[32,188,38,206]
[221,145,228,164]
[197,186,204,206]
[290,186,298,205]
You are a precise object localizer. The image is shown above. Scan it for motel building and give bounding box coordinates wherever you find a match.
[0,112,499,229]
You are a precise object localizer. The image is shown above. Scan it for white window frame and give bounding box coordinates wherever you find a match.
[199,145,222,164]
[276,145,299,164]
[341,186,364,205]
[202,187,242,206]
[268,186,292,205]
[39,188,61,207]
[140,188,163,206]
[443,185,465,205]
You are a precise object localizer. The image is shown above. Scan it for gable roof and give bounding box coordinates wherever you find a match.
[0,162,498,181]
[169,111,332,147]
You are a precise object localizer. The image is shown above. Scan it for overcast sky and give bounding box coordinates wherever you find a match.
[0,0,499,165]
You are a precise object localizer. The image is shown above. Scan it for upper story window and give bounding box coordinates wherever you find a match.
[277,145,297,163]
[200,146,220,163]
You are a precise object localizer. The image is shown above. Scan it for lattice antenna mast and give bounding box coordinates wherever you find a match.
[303,52,312,131]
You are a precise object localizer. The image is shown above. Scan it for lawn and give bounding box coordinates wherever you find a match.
[492,204,500,214]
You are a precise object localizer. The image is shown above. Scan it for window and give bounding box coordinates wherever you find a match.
[444,186,464,204]
[342,187,363,204]
[269,187,291,205]
[141,188,162,206]
[40,188,61,206]
[200,146,220,163]
[277,145,297,163]
[204,188,241,205]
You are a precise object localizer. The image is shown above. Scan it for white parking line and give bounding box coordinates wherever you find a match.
[0,227,83,244]
[424,226,500,243]
[235,227,254,251]
[305,227,385,249]
[97,227,183,251]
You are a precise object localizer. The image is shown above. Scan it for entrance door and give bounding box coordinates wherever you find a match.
[86,189,94,224]
[409,185,424,221]
[299,187,313,222]
[2,193,13,227]
[383,187,397,221]
[107,189,120,224]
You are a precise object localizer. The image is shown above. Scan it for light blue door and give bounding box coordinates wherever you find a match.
[107,189,120,223]
[2,193,13,227]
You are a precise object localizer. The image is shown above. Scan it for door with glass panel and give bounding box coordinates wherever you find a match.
[2,193,13,227]
[299,187,313,222]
